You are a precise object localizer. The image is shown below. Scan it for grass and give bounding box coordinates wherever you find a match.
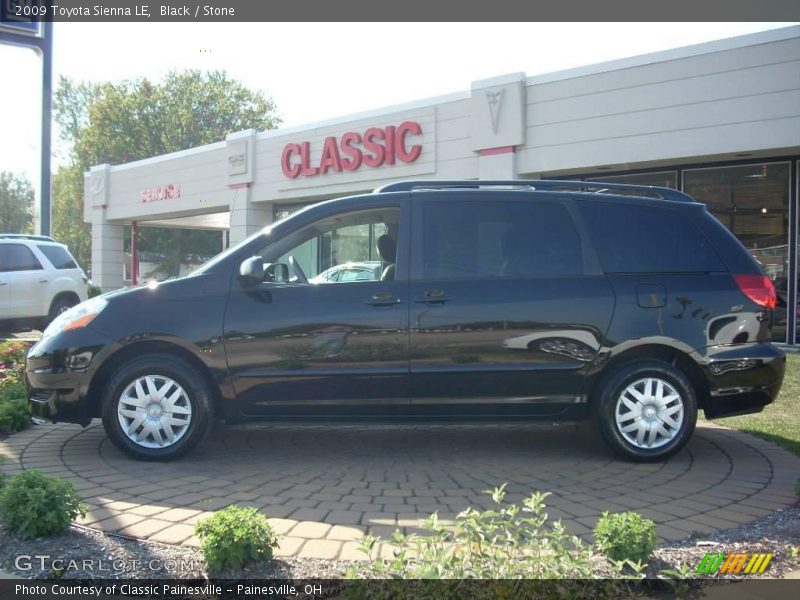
[709,353,800,457]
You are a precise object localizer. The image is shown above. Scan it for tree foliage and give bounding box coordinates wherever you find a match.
[52,165,91,270]
[52,70,281,274]
[0,172,34,234]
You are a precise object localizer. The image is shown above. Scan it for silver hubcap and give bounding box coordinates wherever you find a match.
[615,377,684,450]
[117,375,192,449]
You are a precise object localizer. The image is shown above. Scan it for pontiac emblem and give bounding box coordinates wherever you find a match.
[486,89,505,134]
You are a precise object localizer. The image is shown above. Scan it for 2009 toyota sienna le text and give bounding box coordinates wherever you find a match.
[26,180,786,462]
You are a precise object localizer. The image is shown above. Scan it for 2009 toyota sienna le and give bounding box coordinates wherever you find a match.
[26,180,786,462]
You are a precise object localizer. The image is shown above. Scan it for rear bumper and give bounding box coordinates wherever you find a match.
[695,342,786,419]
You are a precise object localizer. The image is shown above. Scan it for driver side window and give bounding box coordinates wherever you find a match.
[259,206,400,285]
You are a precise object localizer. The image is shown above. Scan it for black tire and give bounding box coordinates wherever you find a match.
[47,296,77,326]
[594,360,697,462]
[101,353,214,461]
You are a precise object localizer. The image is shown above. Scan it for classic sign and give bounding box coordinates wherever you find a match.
[281,121,423,179]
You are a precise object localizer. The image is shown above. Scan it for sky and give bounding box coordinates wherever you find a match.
[1,22,798,186]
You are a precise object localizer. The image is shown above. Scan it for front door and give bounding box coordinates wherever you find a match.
[223,202,411,417]
[408,192,615,417]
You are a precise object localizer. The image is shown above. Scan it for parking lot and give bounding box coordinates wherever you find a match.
[1,420,798,561]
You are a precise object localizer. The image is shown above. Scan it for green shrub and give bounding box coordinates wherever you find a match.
[195,506,278,572]
[87,285,102,298]
[795,479,800,498]
[0,469,85,539]
[0,399,29,432]
[594,511,657,563]
[349,484,596,579]
[0,456,6,489]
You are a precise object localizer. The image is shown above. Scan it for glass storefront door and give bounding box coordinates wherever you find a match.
[684,162,791,343]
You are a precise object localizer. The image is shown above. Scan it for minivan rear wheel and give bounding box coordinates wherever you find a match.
[101,354,213,461]
[595,360,697,462]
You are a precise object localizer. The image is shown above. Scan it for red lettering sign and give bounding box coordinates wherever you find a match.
[281,121,423,179]
[140,184,181,203]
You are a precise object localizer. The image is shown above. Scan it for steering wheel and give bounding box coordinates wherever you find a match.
[287,256,308,284]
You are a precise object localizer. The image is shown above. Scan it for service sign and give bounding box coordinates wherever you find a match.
[281,121,423,179]
[141,184,181,203]
[0,0,43,38]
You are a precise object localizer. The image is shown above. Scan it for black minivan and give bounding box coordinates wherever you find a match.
[27,180,786,462]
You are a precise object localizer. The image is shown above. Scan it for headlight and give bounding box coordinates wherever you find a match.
[42,297,108,340]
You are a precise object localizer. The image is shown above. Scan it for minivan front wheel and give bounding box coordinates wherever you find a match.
[101,354,213,461]
[596,361,697,462]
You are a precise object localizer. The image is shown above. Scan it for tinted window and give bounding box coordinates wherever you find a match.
[422,200,583,279]
[578,202,725,273]
[0,244,43,272]
[37,244,78,269]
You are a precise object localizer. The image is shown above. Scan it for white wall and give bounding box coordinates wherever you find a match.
[519,33,800,175]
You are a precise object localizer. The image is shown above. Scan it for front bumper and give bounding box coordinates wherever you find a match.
[696,342,786,419]
[25,328,118,426]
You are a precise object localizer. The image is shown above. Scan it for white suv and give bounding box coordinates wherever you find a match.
[0,235,88,330]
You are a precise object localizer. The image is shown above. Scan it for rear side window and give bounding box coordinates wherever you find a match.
[37,244,78,269]
[578,202,725,274]
[0,243,43,272]
[422,199,584,279]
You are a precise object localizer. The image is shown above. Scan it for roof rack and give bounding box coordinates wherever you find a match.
[374,179,696,203]
[0,234,57,242]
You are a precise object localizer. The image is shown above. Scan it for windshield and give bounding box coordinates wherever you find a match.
[190,207,311,276]
[191,228,269,275]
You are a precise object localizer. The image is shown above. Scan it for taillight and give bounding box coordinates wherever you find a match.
[734,275,777,309]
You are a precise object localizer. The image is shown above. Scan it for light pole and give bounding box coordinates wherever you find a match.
[0,8,52,236]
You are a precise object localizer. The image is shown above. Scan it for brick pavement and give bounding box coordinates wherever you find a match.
[1,422,798,560]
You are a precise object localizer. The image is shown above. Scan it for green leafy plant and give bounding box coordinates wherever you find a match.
[87,284,102,298]
[348,484,598,579]
[0,456,6,489]
[0,399,29,432]
[594,511,657,564]
[0,341,31,433]
[195,506,278,572]
[795,478,800,498]
[0,469,85,539]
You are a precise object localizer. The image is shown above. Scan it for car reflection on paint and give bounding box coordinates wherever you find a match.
[502,330,599,362]
[705,312,762,345]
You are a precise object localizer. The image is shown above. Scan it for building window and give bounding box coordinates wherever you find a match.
[684,162,791,343]
[593,171,678,190]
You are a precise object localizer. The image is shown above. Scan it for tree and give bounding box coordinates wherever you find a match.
[52,165,91,270]
[0,172,34,234]
[53,70,281,275]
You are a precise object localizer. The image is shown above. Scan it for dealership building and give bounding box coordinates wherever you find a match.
[84,25,800,344]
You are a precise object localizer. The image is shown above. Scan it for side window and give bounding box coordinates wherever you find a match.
[0,244,43,272]
[259,207,401,284]
[36,244,78,270]
[577,202,725,274]
[421,199,584,280]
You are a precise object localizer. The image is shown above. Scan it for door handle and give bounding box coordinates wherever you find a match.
[0,281,7,286]
[414,289,454,305]
[366,292,401,307]
[38,279,48,283]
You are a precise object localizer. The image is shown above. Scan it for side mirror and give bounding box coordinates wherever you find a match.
[239,257,290,285]
[239,256,264,284]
